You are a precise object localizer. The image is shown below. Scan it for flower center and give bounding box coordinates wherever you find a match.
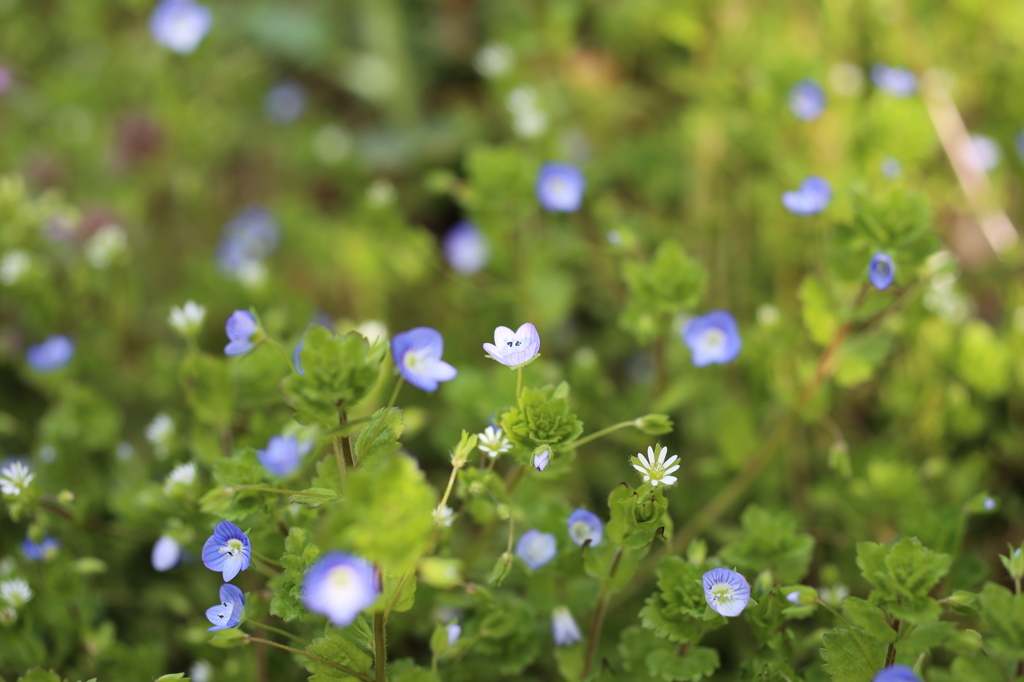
[875,261,890,276]
[329,565,357,590]
[702,328,725,349]
[403,348,428,372]
[570,521,589,541]
[710,582,734,604]
[221,539,243,557]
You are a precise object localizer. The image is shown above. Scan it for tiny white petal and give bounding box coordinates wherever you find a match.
[664,464,680,475]
[661,476,677,485]
[664,455,679,467]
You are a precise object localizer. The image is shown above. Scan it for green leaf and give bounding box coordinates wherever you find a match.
[303,633,373,681]
[288,487,340,508]
[619,240,706,344]
[354,407,404,468]
[842,597,896,644]
[606,484,671,548]
[799,275,839,347]
[979,582,1024,660]
[16,672,61,682]
[374,570,416,614]
[956,321,1011,399]
[388,659,442,682]
[645,646,720,681]
[179,353,233,427]
[156,675,191,681]
[898,620,956,659]
[639,556,724,644]
[949,653,1008,682]
[555,645,585,682]
[499,382,584,452]
[718,505,815,584]
[208,628,247,648]
[855,538,951,614]
[269,528,322,622]
[820,627,887,682]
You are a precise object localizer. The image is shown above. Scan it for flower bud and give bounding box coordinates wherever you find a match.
[634,413,673,436]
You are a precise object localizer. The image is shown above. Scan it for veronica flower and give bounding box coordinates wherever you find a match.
[870,64,917,97]
[632,445,680,488]
[881,157,902,178]
[551,606,582,646]
[216,207,280,277]
[302,552,380,626]
[169,301,206,337]
[0,461,33,497]
[477,426,512,458]
[0,579,32,608]
[26,335,75,372]
[786,591,802,605]
[703,567,751,617]
[225,310,259,356]
[205,584,244,631]
[149,0,213,55]
[515,529,556,570]
[567,508,603,547]
[442,221,489,275]
[483,323,540,368]
[869,253,895,291]
[152,535,182,572]
[201,521,251,582]
[872,665,921,682]
[682,311,742,367]
[782,176,832,215]
[22,537,59,562]
[984,497,997,511]
[257,435,303,477]
[446,621,462,646]
[788,79,826,121]
[533,448,550,472]
[83,225,127,269]
[536,163,585,213]
[265,80,306,125]
[391,327,458,392]
[293,340,305,375]
[967,133,1001,173]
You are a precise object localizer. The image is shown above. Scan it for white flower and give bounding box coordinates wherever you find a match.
[474,43,514,78]
[533,448,550,472]
[477,426,512,458]
[189,660,213,682]
[632,445,680,487]
[84,224,128,269]
[506,87,548,139]
[432,505,455,528]
[165,462,197,493]
[356,320,388,345]
[0,250,32,285]
[817,584,850,606]
[0,578,33,608]
[236,260,268,289]
[0,461,34,497]
[146,413,174,459]
[551,606,582,646]
[168,300,206,336]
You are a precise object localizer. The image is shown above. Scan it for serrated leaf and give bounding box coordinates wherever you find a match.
[898,620,956,659]
[645,645,720,681]
[979,582,1024,660]
[354,407,403,468]
[208,628,247,648]
[718,505,815,584]
[842,597,896,644]
[820,627,886,682]
[303,633,373,681]
[374,570,416,614]
[949,653,1007,682]
[288,487,339,508]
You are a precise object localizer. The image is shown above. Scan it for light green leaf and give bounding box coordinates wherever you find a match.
[820,627,886,682]
[303,633,373,681]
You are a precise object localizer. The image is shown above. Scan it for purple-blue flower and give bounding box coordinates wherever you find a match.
[265,80,307,125]
[533,448,550,472]
[391,327,457,393]
[881,157,902,178]
[446,621,461,646]
[302,551,380,626]
[872,665,921,682]
[258,435,303,477]
[551,606,582,646]
[152,535,182,572]
[702,567,751,617]
[224,310,259,356]
[442,221,489,275]
[483,323,540,368]
[782,176,832,215]
[869,253,895,291]
[215,207,280,276]
[26,335,75,372]
[22,536,60,562]
[149,0,212,55]
[201,521,251,582]
[788,79,826,121]
[870,64,917,97]
[567,508,603,547]
[536,162,585,213]
[206,583,245,631]
[293,340,305,375]
[682,311,742,368]
[515,529,557,570]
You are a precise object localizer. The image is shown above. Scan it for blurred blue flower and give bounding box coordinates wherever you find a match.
[1016,130,1024,162]
[302,551,380,626]
[870,64,917,97]
[551,606,582,646]
[872,665,921,682]
[22,536,59,562]
[257,435,303,477]
[483,323,540,368]
[151,535,182,572]
[869,253,895,291]
[881,157,902,178]
[446,621,461,646]
[224,310,258,356]
[567,508,603,547]
[149,0,212,55]
[536,162,585,213]
[782,176,832,215]
[215,207,280,277]
[391,327,457,392]
[442,221,489,275]
[206,583,244,631]
[293,339,305,375]
[201,521,251,582]
[265,80,307,125]
[788,79,826,121]
[515,529,556,570]
[533,448,550,472]
[26,335,75,372]
[682,311,742,367]
[703,567,751,617]
[968,133,1001,172]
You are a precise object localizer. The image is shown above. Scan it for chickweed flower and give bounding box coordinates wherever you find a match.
[164,461,197,495]
[149,0,212,54]
[682,311,742,367]
[870,64,917,97]
[442,221,490,275]
[168,301,206,337]
[869,253,895,291]
[782,176,832,215]
[83,224,127,269]
[224,310,259,356]
[515,529,556,570]
[551,606,582,646]
[201,521,251,582]
[788,79,826,121]
[483,323,540,368]
[146,412,175,459]
[152,535,182,572]
[205,583,244,631]
[703,568,751,617]
[22,536,59,562]
[302,551,380,627]
[536,162,585,213]
[26,335,75,372]
[0,250,31,285]
[433,505,455,527]
[391,327,458,393]
[0,578,33,608]
[872,664,921,682]
[257,435,303,477]
[477,426,512,458]
[632,445,680,488]
[533,448,551,472]
[567,508,603,547]
[0,461,33,497]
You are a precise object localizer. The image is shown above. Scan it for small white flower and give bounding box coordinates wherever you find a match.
[168,300,206,336]
[0,578,33,608]
[0,461,34,497]
[477,426,512,458]
[116,441,135,461]
[551,606,582,646]
[146,413,174,459]
[474,43,514,78]
[817,584,850,606]
[190,660,213,682]
[165,462,197,493]
[0,250,32,285]
[236,260,268,289]
[631,445,680,487]
[366,179,396,207]
[84,224,128,269]
[356,320,388,345]
[432,505,455,528]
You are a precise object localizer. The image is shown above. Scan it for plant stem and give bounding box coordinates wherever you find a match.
[884,619,901,668]
[383,569,414,623]
[436,463,460,514]
[248,621,306,644]
[516,366,523,399]
[332,438,347,493]
[583,546,623,678]
[338,410,356,468]
[564,420,636,450]
[373,612,388,682]
[264,336,298,373]
[237,485,334,498]
[251,549,283,569]
[504,464,526,495]
[245,636,374,682]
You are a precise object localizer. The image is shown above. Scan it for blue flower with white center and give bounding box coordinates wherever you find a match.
[265,80,307,125]
[870,64,917,97]
[567,508,603,547]
[205,583,244,631]
[788,79,826,121]
[682,310,742,367]
[201,521,251,582]
[872,665,921,682]
[536,162,585,213]
[151,535,182,572]
[224,310,259,356]
[869,253,895,291]
[390,327,458,393]
[782,176,832,215]
[149,0,212,55]
[26,335,75,372]
[551,606,582,646]
[302,551,380,627]
[442,221,489,275]
[703,567,751,617]
[533,448,550,472]
[483,323,540,368]
[881,157,902,178]
[215,207,280,277]
[257,435,303,477]
[515,529,557,570]
[22,536,59,562]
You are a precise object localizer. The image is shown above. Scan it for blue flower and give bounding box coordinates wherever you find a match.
[206,583,245,631]
[149,0,212,55]
[567,508,603,547]
[551,606,582,646]
[265,80,307,125]
[788,79,826,121]
[446,621,462,646]
[869,253,895,291]
[26,335,75,372]
[483,323,540,368]
[22,536,59,562]
[302,551,380,626]
[536,162,585,213]
[782,176,832,215]
[201,521,251,582]
[442,221,489,275]
[293,339,305,375]
[533,448,550,472]
[515,529,557,570]
[391,327,458,393]
[968,133,1001,172]
[872,665,921,682]
[224,310,259,356]
[1016,130,1024,163]
[151,535,182,572]
[682,311,742,367]
[258,435,303,477]
[870,64,917,97]
[702,567,751,617]
[215,207,280,277]
[881,157,902,178]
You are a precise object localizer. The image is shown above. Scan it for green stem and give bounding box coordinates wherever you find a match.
[333,438,347,493]
[564,420,636,450]
[516,366,523,399]
[373,612,388,682]
[264,335,298,373]
[884,619,901,668]
[246,636,373,682]
[251,549,283,569]
[436,463,460,514]
[237,485,334,498]
[583,546,621,681]
[247,621,306,644]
